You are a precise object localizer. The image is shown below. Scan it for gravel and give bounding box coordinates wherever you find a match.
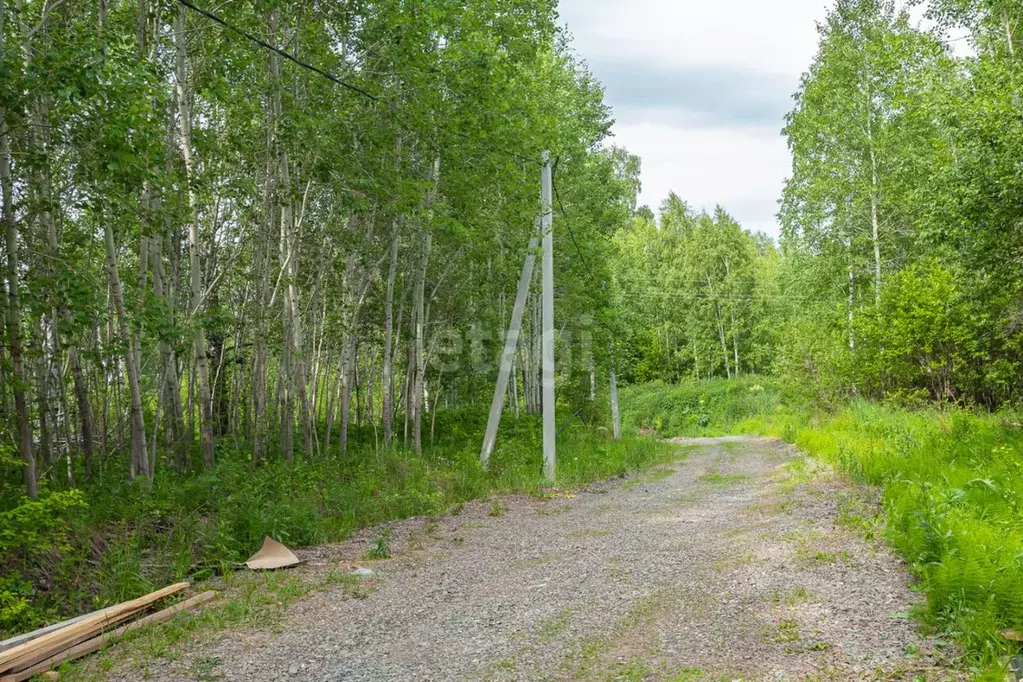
[108,437,966,681]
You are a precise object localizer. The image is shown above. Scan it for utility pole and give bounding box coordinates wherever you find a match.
[480,225,539,469]
[609,343,621,440]
[541,151,555,481]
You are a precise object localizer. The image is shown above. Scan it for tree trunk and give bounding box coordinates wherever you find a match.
[149,233,185,468]
[104,222,149,479]
[382,227,399,448]
[1,111,36,498]
[412,231,432,456]
[69,348,93,476]
[175,6,215,468]
[338,336,355,455]
[609,345,621,440]
[251,138,274,467]
[847,238,856,352]
[706,270,731,379]
[867,112,882,305]
[411,156,439,456]
[34,325,52,468]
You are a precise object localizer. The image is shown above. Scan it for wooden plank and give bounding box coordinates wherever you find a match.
[0,582,189,674]
[1,591,216,682]
[0,606,119,654]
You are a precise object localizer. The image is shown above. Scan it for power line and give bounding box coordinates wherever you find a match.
[550,157,602,290]
[177,0,379,102]
[176,0,541,167]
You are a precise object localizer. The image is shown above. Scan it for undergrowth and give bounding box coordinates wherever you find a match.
[619,375,784,437]
[1,409,671,638]
[624,376,1023,675]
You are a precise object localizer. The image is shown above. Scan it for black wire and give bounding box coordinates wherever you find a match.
[175,0,541,167]
[550,157,601,290]
[177,0,379,102]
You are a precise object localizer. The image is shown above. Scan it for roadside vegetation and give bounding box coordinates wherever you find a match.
[624,377,1023,672]
[2,412,668,638]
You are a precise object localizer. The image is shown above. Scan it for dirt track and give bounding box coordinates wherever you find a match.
[105,437,964,681]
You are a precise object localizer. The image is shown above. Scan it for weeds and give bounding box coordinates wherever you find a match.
[365,528,392,560]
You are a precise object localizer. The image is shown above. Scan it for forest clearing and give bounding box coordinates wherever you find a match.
[2,0,1023,679]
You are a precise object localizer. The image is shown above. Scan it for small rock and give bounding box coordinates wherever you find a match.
[288,664,299,675]
[353,567,374,576]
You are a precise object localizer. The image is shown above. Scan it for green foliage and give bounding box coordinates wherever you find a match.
[365,529,392,560]
[619,376,782,437]
[0,415,670,639]
[611,202,780,384]
[778,0,1023,408]
[0,491,87,633]
[776,402,1023,665]
[855,262,981,400]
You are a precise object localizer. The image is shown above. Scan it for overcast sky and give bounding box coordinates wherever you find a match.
[556,0,837,238]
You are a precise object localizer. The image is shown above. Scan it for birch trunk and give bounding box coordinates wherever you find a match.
[412,231,432,456]
[847,238,856,352]
[609,345,621,440]
[706,271,731,379]
[411,156,439,456]
[175,6,215,468]
[382,227,399,448]
[1,114,35,497]
[104,222,149,478]
[34,325,52,467]
[149,235,185,467]
[867,112,882,305]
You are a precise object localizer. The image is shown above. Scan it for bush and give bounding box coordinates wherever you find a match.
[0,490,88,633]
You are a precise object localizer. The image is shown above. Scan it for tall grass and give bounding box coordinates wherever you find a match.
[1,409,672,638]
[762,402,1023,665]
[623,376,1023,670]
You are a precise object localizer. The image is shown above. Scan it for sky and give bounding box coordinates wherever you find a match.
[555,0,839,238]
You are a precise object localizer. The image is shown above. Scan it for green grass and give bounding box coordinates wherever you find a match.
[620,376,783,437]
[0,408,674,639]
[623,376,1023,673]
[754,401,1023,668]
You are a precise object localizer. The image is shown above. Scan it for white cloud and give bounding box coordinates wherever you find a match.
[557,0,834,238]
[560,0,831,77]
[619,121,790,236]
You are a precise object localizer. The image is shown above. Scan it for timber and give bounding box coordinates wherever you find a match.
[1,591,215,682]
[0,582,188,674]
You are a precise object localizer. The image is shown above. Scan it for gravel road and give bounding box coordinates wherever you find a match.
[112,437,965,681]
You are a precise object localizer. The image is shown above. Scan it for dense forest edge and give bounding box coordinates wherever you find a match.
[3,0,1023,676]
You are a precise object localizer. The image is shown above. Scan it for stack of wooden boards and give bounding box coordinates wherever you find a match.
[0,583,216,681]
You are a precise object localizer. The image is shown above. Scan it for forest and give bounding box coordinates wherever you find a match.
[2,0,1023,672]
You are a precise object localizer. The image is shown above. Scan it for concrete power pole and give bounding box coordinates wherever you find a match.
[480,225,539,469]
[478,151,556,482]
[609,344,621,440]
[541,151,556,481]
